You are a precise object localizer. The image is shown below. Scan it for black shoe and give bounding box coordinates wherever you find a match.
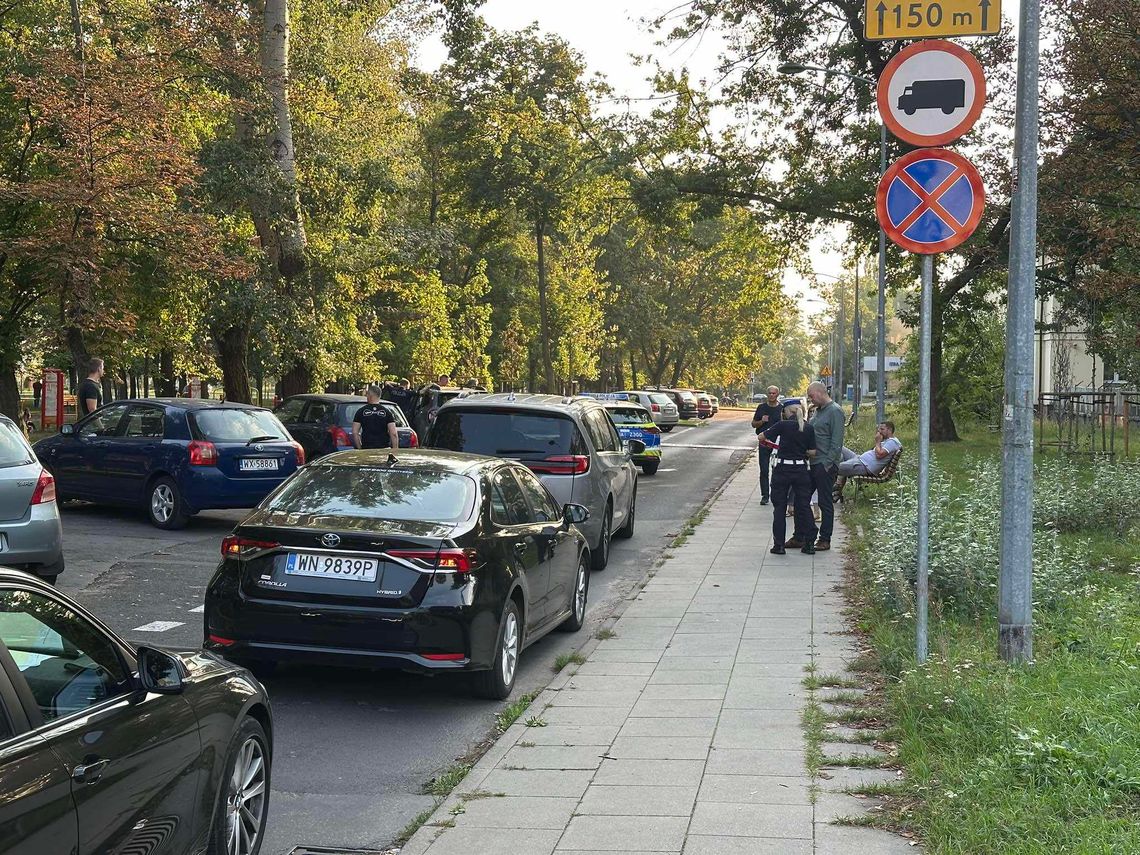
[770,546,786,555]
[760,497,770,505]
[801,544,816,555]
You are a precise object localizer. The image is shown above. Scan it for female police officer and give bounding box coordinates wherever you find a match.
[758,402,817,555]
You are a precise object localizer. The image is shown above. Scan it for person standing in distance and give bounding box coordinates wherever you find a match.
[383,378,417,423]
[751,386,784,506]
[78,358,104,417]
[353,385,399,456]
[799,381,844,552]
[759,402,817,555]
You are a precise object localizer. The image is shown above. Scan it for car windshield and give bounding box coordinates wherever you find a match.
[0,422,33,467]
[430,410,585,460]
[192,409,286,443]
[265,466,476,522]
[607,408,648,426]
[649,394,671,406]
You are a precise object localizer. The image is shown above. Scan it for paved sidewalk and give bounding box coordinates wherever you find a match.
[402,465,915,854]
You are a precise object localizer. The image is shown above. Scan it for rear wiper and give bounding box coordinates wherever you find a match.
[246,435,281,445]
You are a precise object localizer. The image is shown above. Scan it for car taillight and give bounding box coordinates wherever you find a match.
[207,634,235,647]
[651,403,661,412]
[30,470,56,505]
[388,548,474,574]
[188,440,218,466]
[290,441,305,465]
[409,430,419,448]
[644,425,661,435]
[329,425,352,448]
[221,536,280,558]
[526,455,590,476]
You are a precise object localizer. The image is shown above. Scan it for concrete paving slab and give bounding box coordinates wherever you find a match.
[618,716,719,738]
[423,827,561,855]
[520,724,622,746]
[559,815,689,852]
[501,745,606,770]
[705,748,807,777]
[607,735,711,760]
[814,823,917,854]
[451,795,579,829]
[576,783,698,817]
[688,801,814,839]
[477,768,595,798]
[697,774,812,806]
[593,758,706,787]
[682,836,811,855]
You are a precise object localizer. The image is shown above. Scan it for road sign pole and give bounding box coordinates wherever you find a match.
[837,297,845,403]
[877,124,888,426]
[854,258,862,415]
[998,0,1040,664]
[916,253,934,664]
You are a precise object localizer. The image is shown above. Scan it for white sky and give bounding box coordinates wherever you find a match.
[414,1,1023,324]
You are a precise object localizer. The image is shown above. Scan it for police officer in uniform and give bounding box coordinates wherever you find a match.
[758,402,817,555]
[353,385,400,454]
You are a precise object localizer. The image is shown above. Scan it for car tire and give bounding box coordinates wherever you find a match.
[615,489,636,540]
[591,504,613,570]
[147,476,189,530]
[641,460,659,476]
[37,556,64,585]
[660,425,674,433]
[473,600,521,700]
[559,553,590,633]
[207,716,271,855]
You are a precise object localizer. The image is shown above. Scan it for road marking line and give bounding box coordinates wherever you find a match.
[132,621,185,632]
[189,605,205,614]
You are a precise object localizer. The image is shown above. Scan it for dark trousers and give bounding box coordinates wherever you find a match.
[811,464,838,541]
[771,464,816,547]
[758,446,773,499]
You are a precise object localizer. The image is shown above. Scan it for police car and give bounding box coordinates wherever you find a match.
[580,393,663,476]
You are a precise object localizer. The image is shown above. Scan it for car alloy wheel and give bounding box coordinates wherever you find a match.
[500,609,520,687]
[574,561,587,622]
[226,736,267,855]
[592,505,612,570]
[151,483,175,524]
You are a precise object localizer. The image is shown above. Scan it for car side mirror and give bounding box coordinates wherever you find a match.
[627,439,647,456]
[60,424,74,436]
[137,646,185,694]
[563,503,590,526]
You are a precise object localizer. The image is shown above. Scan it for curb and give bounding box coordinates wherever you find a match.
[398,455,754,853]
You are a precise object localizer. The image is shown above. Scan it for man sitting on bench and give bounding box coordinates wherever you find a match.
[835,421,902,494]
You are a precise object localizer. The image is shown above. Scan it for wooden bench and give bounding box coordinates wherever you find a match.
[842,449,904,502]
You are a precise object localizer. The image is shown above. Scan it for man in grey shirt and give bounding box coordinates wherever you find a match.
[796,381,843,551]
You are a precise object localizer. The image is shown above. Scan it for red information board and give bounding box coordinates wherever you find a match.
[40,369,66,431]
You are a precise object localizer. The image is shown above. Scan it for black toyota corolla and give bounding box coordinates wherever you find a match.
[204,450,591,699]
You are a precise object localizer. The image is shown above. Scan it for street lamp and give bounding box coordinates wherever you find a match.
[778,62,889,424]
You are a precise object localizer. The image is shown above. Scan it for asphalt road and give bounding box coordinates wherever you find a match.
[56,409,756,854]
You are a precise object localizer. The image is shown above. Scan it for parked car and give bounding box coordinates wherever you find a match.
[616,390,679,432]
[708,394,720,415]
[204,450,591,699]
[34,399,304,530]
[643,387,699,421]
[598,400,662,476]
[426,393,641,571]
[275,393,418,461]
[690,390,714,419]
[0,415,63,584]
[0,568,273,855]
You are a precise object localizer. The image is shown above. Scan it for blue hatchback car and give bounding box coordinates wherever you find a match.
[34,399,304,529]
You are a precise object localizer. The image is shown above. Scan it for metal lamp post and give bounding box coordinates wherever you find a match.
[778,63,889,422]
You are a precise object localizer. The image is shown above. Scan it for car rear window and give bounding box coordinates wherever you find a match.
[678,391,697,403]
[192,409,287,443]
[649,394,671,406]
[430,410,587,460]
[0,422,33,467]
[607,407,649,425]
[265,467,476,522]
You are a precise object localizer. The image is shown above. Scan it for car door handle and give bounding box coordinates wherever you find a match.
[72,758,111,784]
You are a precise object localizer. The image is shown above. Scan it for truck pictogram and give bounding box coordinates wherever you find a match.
[897,78,966,115]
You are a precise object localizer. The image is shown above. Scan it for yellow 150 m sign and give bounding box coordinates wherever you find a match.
[865,0,1001,40]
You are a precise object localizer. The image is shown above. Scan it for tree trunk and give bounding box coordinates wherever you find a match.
[65,326,89,381]
[0,359,19,419]
[629,351,638,389]
[214,324,253,403]
[157,349,177,396]
[279,361,313,398]
[670,348,688,388]
[535,221,556,393]
[929,290,960,442]
[143,355,150,398]
[260,0,307,279]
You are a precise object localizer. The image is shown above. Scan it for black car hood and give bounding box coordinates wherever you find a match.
[240,508,462,539]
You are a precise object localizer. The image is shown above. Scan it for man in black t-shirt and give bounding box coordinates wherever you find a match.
[751,385,785,505]
[353,385,400,452]
[78,358,104,418]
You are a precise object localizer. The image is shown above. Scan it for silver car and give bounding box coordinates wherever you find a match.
[617,390,680,432]
[427,394,640,571]
[0,415,64,583]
